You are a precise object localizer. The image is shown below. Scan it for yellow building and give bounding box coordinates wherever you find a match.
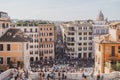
[38,23,56,60]
[94,22,120,74]
[0,28,30,71]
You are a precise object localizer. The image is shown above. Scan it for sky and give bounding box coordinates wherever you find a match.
[0,0,120,21]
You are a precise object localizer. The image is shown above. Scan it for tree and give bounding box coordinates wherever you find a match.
[20,61,24,69]
[115,62,120,71]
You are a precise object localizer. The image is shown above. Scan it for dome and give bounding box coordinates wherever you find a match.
[96,11,104,21]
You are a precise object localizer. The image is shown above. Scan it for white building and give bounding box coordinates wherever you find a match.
[93,11,109,37]
[15,21,39,62]
[0,12,11,37]
[61,21,93,59]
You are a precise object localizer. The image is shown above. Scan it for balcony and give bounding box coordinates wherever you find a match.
[69,29,76,31]
[108,54,119,60]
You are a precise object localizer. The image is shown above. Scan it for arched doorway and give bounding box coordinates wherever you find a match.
[2,23,5,28]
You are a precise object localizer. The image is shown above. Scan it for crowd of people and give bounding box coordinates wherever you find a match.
[29,57,94,80]
[10,69,30,80]
[30,57,94,72]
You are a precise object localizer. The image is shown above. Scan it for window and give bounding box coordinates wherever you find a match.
[89,37,92,40]
[45,38,47,41]
[78,43,82,46]
[99,45,101,51]
[30,45,33,48]
[30,28,32,32]
[118,46,120,53]
[79,37,82,40]
[50,38,52,41]
[35,51,38,54]
[0,57,3,64]
[30,51,33,55]
[89,47,92,50]
[49,56,52,60]
[84,37,87,40]
[44,50,48,54]
[112,46,115,56]
[84,27,87,30]
[30,57,34,62]
[78,53,81,58]
[35,28,37,32]
[6,23,9,27]
[24,28,27,32]
[35,57,38,61]
[83,47,87,50]
[69,27,75,31]
[7,57,11,64]
[49,44,53,47]
[2,23,5,28]
[50,28,52,30]
[7,44,10,51]
[78,47,82,51]
[40,28,42,30]
[83,53,87,58]
[39,51,43,56]
[71,37,74,41]
[119,35,120,39]
[0,44,3,51]
[78,27,82,30]
[89,42,92,45]
[89,32,92,35]
[26,44,28,50]
[84,32,87,35]
[89,27,92,30]
[40,38,42,42]
[78,32,82,35]
[49,33,53,36]
[44,33,47,36]
[89,53,92,58]
[49,50,53,53]
[71,43,74,46]
[68,32,74,35]
[67,37,74,41]
[67,37,70,41]
[83,43,87,45]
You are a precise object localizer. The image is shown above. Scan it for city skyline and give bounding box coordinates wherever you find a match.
[0,0,120,21]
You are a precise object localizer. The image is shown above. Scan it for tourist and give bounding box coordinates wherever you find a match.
[97,72,100,80]
[47,74,50,80]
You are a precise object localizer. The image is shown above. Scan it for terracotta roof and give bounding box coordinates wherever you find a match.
[109,22,120,26]
[0,28,31,42]
[93,34,120,44]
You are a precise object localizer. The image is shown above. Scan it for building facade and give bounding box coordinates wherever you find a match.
[94,22,120,74]
[0,12,11,37]
[39,24,56,60]
[93,11,109,37]
[92,11,109,59]
[61,21,93,59]
[15,21,39,62]
[0,28,30,70]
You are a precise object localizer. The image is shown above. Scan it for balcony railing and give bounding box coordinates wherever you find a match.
[109,54,118,57]
[108,54,118,60]
[69,29,76,31]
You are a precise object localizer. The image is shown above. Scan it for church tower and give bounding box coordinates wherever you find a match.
[96,11,104,21]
